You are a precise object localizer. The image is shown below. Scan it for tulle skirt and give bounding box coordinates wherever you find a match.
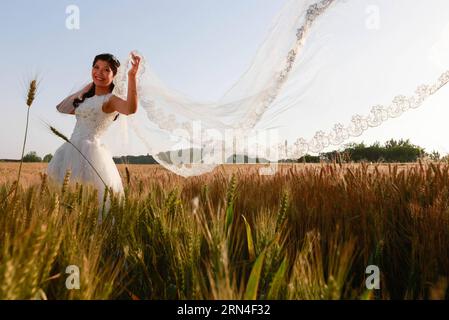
[47,137,124,201]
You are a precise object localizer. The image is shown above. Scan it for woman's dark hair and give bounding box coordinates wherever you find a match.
[73,53,121,121]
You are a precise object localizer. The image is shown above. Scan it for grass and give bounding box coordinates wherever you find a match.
[0,162,448,300]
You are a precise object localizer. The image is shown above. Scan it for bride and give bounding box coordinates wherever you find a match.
[47,52,141,200]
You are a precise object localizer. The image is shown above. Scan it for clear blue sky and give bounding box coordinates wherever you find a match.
[0,0,288,158]
[1,0,449,159]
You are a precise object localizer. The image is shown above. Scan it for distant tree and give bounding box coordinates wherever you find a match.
[296,155,320,163]
[22,151,42,163]
[113,154,158,164]
[43,153,53,163]
[385,138,415,149]
[372,141,382,148]
[429,151,441,161]
[385,139,399,148]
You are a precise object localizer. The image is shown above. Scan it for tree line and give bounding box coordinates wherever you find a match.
[0,151,54,163]
[283,139,445,163]
[4,139,446,164]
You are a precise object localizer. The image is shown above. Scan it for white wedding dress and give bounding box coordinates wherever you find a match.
[47,93,124,200]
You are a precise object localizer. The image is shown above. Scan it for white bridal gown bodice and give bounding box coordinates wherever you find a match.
[47,93,124,199]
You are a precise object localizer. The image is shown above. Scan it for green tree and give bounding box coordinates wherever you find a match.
[22,151,42,163]
[43,153,53,163]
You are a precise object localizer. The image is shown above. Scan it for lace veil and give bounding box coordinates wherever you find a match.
[106,0,449,177]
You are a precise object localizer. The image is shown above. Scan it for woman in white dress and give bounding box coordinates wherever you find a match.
[48,52,141,201]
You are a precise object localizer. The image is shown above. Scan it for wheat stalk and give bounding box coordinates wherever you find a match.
[13,79,38,201]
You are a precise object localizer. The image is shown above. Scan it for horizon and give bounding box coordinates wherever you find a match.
[2,1,449,160]
[2,137,445,162]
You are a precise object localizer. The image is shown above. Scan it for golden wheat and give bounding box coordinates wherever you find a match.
[0,162,448,299]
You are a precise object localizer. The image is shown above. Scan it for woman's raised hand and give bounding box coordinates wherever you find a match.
[128,52,141,78]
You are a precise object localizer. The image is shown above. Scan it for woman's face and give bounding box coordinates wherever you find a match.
[91,60,114,88]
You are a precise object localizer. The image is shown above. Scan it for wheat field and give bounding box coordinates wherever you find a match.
[0,161,448,300]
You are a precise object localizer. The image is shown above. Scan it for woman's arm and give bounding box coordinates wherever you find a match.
[56,83,93,115]
[105,53,141,115]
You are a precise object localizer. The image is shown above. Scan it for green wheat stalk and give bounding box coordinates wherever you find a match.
[13,79,38,201]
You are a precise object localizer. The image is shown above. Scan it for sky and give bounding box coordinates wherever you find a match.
[1,0,449,159]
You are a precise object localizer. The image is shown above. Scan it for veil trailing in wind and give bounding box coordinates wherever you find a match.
[110,0,449,177]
